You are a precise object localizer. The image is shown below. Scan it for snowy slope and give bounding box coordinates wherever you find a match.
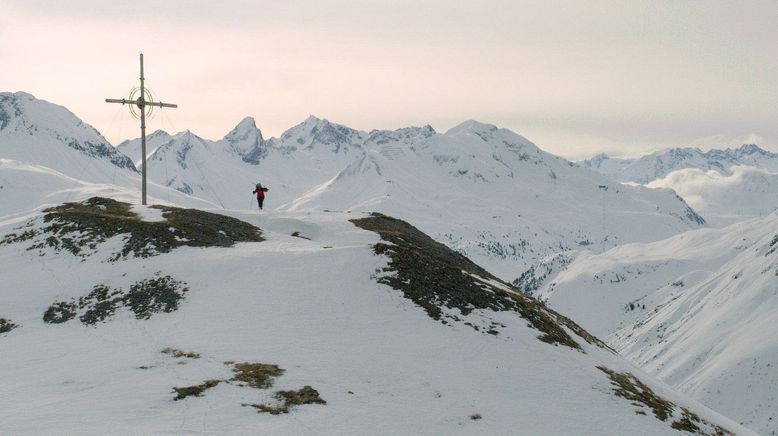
[647,165,778,226]
[580,144,778,185]
[523,214,778,435]
[0,197,750,435]
[135,117,705,280]
[0,158,215,221]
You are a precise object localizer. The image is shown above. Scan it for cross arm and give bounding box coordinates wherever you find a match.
[105,98,177,108]
[145,101,178,108]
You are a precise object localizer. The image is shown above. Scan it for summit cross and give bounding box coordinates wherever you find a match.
[106,53,177,205]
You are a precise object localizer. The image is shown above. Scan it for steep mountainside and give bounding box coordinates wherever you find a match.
[521,214,778,435]
[0,92,136,181]
[0,197,749,435]
[580,144,778,184]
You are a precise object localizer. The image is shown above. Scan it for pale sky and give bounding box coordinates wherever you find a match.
[2,0,776,159]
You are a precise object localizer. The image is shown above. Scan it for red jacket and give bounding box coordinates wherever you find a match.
[253,187,268,199]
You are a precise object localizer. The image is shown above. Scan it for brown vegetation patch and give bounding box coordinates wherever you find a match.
[597,366,734,435]
[248,385,326,414]
[173,380,220,400]
[351,213,607,350]
[230,362,285,389]
[0,318,18,334]
[0,197,263,260]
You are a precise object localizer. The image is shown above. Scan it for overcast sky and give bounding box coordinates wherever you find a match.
[2,0,776,159]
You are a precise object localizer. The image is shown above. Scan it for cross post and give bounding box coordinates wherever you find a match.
[106,53,177,205]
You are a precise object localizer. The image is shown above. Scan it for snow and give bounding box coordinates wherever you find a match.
[130,204,166,222]
[0,207,751,435]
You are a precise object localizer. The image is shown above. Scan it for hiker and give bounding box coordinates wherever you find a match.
[252,183,269,210]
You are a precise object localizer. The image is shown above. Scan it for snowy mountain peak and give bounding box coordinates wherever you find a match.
[116,130,173,169]
[279,115,362,153]
[445,119,499,136]
[735,143,773,156]
[444,120,536,152]
[222,116,266,164]
[365,125,436,147]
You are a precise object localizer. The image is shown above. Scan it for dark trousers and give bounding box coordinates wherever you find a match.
[257,197,265,209]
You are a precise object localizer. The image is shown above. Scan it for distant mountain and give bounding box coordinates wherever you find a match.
[581,144,778,184]
[116,129,173,168]
[0,197,750,435]
[131,116,705,280]
[520,213,778,435]
[0,92,136,181]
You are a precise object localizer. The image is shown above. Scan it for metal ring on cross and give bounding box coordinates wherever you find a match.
[127,87,156,120]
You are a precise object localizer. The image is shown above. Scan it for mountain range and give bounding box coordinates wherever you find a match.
[114,109,705,281]
[580,145,778,185]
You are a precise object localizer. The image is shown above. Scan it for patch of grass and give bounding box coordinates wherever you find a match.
[351,213,607,351]
[671,408,702,433]
[43,301,77,324]
[0,197,263,260]
[173,379,220,400]
[124,275,188,320]
[0,318,18,334]
[78,285,123,325]
[162,347,200,359]
[249,385,326,414]
[230,362,285,389]
[597,366,734,435]
[42,274,189,326]
[597,366,673,421]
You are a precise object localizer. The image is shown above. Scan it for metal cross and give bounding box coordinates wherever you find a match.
[106,53,177,205]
